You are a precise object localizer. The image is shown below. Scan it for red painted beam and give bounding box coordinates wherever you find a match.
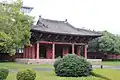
[39,41,85,45]
[55,42,71,45]
[39,41,53,44]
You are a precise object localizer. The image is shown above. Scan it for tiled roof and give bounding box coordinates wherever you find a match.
[31,17,102,36]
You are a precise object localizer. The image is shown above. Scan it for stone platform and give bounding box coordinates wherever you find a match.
[15,59,56,64]
[87,59,102,65]
[15,58,102,64]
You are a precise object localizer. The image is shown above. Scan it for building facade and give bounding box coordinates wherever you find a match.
[23,16,102,60]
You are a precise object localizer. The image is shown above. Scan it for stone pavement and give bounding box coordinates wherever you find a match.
[92,65,120,70]
[9,65,120,72]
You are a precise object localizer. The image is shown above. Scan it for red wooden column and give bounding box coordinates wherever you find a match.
[46,47,49,59]
[30,46,33,59]
[77,46,81,56]
[28,46,32,59]
[29,46,32,59]
[27,47,30,58]
[46,45,52,59]
[62,47,68,56]
[36,42,40,59]
[23,46,26,58]
[62,48,65,56]
[31,46,33,59]
[26,46,28,58]
[32,44,36,59]
[28,47,30,58]
[66,48,68,54]
[52,43,55,59]
[72,44,74,54]
[84,45,88,59]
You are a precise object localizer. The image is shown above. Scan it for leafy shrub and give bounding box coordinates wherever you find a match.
[16,69,36,80]
[56,56,61,59]
[0,68,9,80]
[54,54,92,77]
[54,58,62,69]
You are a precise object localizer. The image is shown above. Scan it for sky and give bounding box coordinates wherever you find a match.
[18,0,120,34]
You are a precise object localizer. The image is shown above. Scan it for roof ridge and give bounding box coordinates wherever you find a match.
[42,18,64,23]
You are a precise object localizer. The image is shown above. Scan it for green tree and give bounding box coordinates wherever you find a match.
[0,0,33,55]
[110,35,120,54]
[88,38,99,52]
[88,31,120,54]
[98,31,115,54]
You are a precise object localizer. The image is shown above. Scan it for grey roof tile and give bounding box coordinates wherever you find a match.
[31,18,102,36]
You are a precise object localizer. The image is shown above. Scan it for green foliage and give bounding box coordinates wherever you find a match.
[99,31,116,53]
[88,38,99,52]
[0,0,33,55]
[53,58,62,70]
[0,68,9,80]
[54,54,92,77]
[88,31,120,54]
[16,69,36,80]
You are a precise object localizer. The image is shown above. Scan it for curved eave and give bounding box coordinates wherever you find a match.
[31,29,102,37]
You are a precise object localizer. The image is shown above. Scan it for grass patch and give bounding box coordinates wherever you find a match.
[93,69,120,80]
[1,62,120,80]
[7,71,104,80]
[7,70,120,80]
[0,62,53,69]
[102,61,120,66]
